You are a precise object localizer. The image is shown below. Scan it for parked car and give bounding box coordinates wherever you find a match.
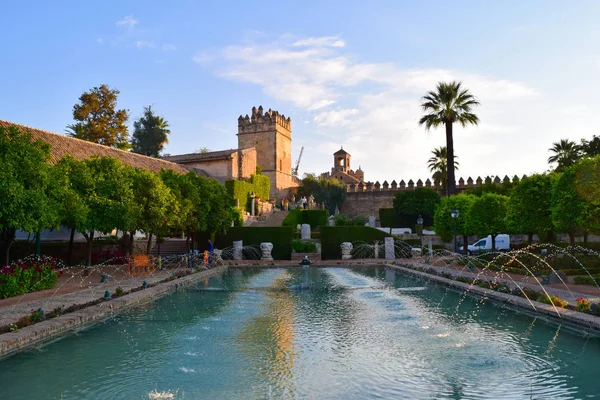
[460,234,510,255]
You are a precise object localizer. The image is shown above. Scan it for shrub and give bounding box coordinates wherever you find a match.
[0,255,63,299]
[576,297,591,313]
[283,209,328,228]
[573,275,600,285]
[114,287,124,297]
[537,294,568,308]
[291,239,318,253]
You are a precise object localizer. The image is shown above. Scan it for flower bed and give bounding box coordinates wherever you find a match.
[0,255,63,299]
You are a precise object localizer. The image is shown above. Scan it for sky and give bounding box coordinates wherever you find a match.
[2,1,600,184]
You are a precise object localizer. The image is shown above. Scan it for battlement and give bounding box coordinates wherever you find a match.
[237,105,291,133]
[346,174,526,193]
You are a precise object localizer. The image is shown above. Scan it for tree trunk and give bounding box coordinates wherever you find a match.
[67,228,76,266]
[463,235,468,255]
[186,231,190,252]
[528,232,533,245]
[129,231,135,255]
[491,234,497,252]
[1,227,16,266]
[548,229,555,244]
[445,122,457,195]
[86,231,94,267]
[146,233,153,255]
[568,230,575,247]
[584,231,588,247]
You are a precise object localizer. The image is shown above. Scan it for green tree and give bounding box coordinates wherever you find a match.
[0,125,60,265]
[467,193,508,251]
[419,81,480,195]
[80,157,135,265]
[204,178,235,236]
[160,170,203,251]
[548,139,581,172]
[428,146,458,197]
[434,194,476,251]
[505,174,556,244]
[67,84,130,149]
[580,135,600,158]
[52,156,93,264]
[298,174,346,215]
[126,167,177,254]
[393,187,440,227]
[131,106,171,157]
[552,165,593,246]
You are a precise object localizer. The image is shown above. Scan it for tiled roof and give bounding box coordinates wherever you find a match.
[0,120,189,174]
[334,147,349,156]
[162,149,237,163]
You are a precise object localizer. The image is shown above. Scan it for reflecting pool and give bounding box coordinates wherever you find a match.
[1,267,599,399]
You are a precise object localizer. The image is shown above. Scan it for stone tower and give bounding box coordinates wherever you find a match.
[237,106,295,199]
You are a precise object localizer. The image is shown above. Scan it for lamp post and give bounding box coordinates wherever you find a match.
[451,205,459,253]
[417,214,424,253]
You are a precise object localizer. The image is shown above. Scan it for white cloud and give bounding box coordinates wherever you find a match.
[136,40,155,49]
[193,34,582,181]
[96,38,104,45]
[561,105,590,115]
[293,36,345,48]
[116,16,138,29]
[314,109,359,127]
[162,44,176,51]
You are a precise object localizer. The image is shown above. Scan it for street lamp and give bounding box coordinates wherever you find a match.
[416,214,424,252]
[450,205,459,253]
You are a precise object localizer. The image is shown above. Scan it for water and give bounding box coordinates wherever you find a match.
[1,266,599,399]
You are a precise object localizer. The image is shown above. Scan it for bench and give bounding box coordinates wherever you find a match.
[128,255,156,276]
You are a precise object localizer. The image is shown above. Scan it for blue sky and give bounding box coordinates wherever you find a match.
[2,1,600,182]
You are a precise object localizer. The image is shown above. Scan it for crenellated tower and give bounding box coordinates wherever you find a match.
[237,106,295,199]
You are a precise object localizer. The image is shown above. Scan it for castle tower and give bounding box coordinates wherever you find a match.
[333,147,350,173]
[237,106,295,199]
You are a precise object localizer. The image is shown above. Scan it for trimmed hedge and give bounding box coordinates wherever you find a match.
[379,208,433,228]
[283,209,328,228]
[321,226,391,260]
[225,174,271,212]
[213,226,293,260]
[574,275,600,285]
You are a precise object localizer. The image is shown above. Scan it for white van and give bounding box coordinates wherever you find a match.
[461,234,510,255]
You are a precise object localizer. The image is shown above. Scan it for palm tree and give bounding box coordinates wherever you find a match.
[428,146,458,196]
[548,139,581,172]
[419,81,479,195]
[131,106,171,157]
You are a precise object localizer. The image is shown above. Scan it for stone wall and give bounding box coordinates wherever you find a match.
[185,158,232,182]
[236,147,257,179]
[341,191,395,217]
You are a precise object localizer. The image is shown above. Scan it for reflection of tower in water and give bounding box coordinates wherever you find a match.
[236,272,297,395]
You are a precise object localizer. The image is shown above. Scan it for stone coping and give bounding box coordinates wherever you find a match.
[0,266,226,359]
[386,263,600,336]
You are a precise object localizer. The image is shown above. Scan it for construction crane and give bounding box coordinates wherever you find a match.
[292,146,304,177]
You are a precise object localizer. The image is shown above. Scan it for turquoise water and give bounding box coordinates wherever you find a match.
[1,266,599,399]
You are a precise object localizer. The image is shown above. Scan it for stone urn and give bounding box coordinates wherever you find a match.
[340,242,353,260]
[213,249,223,263]
[260,242,274,260]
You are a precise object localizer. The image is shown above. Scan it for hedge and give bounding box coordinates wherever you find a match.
[212,226,293,260]
[321,226,391,260]
[225,174,271,212]
[283,209,328,228]
[573,275,600,285]
[379,208,433,228]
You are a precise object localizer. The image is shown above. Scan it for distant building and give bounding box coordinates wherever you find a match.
[165,106,299,199]
[321,147,365,185]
